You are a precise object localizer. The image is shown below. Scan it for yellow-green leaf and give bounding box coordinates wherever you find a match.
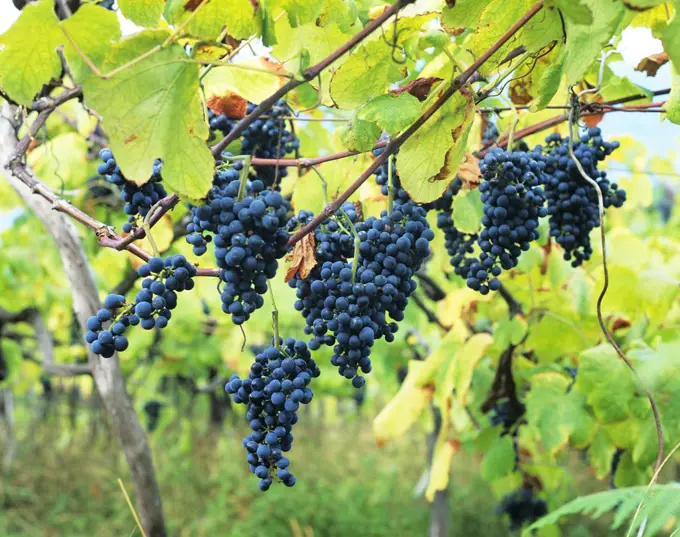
[373,361,434,446]
[398,93,475,203]
[425,440,456,501]
[330,40,407,110]
[340,118,381,152]
[165,0,261,40]
[358,93,423,136]
[118,0,165,27]
[454,333,492,405]
[203,57,289,105]
[0,0,61,105]
[665,64,680,124]
[451,188,483,234]
[83,31,213,199]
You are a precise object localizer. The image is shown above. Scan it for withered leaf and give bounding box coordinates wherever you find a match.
[390,77,443,102]
[635,52,669,77]
[207,92,248,119]
[285,233,317,282]
[457,153,481,189]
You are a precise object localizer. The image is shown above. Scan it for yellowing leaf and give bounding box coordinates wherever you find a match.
[425,440,457,501]
[454,333,493,405]
[451,188,483,234]
[164,0,260,40]
[0,0,61,105]
[399,92,475,203]
[203,57,290,106]
[358,93,423,136]
[373,364,434,446]
[83,31,213,199]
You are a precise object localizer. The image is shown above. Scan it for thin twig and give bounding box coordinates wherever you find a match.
[117,479,148,537]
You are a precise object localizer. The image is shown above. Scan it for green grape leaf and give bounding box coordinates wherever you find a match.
[525,314,588,363]
[588,428,617,479]
[317,0,359,33]
[280,0,324,27]
[663,15,680,90]
[530,47,566,111]
[330,40,407,110]
[525,373,571,455]
[440,0,488,35]
[117,0,165,27]
[358,93,423,136]
[493,317,528,350]
[547,0,593,25]
[165,0,261,40]
[62,4,121,83]
[339,118,381,152]
[0,0,61,105]
[482,435,516,481]
[398,93,475,204]
[563,0,627,86]
[666,64,680,124]
[451,188,483,234]
[83,31,213,199]
[613,451,647,487]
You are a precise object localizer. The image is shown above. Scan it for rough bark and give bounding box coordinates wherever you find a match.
[0,103,167,537]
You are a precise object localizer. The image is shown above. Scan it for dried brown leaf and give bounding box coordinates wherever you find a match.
[206,92,248,119]
[390,77,443,102]
[635,52,669,77]
[457,153,481,189]
[285,233,317,282]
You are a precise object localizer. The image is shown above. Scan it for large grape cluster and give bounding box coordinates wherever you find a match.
[463,148,548,294]
[209,101,300,188]
[187,169,289,325]
[543,128,626,267]
[291,200,434,387]
[84,256,197,357]
[225,338,320,490]
[97,148,167,233]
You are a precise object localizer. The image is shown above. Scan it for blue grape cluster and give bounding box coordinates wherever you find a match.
[290,200,433,387]
[543,128,626,267]
[97,148,167,233]
[84,256,197,357]
[461,148,548,294]
[497,488,548,531]
[482,121,500,146]
[434,178,479,277]
[209,101,300,188]
[225,338,320,490]
[187,172,289,325]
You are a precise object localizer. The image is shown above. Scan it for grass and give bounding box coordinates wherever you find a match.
[0,404,608,537]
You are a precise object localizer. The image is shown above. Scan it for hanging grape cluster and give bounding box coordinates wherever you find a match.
[226,339,320,490]
[97,148,167,233]
[543,128,626,266]
[84,255,197,357]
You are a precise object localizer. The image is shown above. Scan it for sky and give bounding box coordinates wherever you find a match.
[0,3,677,232]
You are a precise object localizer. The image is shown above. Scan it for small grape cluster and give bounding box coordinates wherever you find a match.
[84,256,197,357]
[225,339,320,490]
[97,149,167,233]
[483,121,500,146]
[489,400,524,430]
[496,488,548,531]
[463,148,548,294]
[434,178,479,277]
[543,128,626,267]
[209,101,300,188]
[187,171,289,325]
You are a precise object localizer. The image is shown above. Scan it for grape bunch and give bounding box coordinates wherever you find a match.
[497,488,548,530]
[187,171,290,325]
[84,256,197,357]
[225,338,320,490]
[433,177,480,277]
[543,128,626,267]
[209,101,300,189]
[97,148,167,233]
[463,148,548,294]
[482,121,500,146]
[292,200,434,387]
